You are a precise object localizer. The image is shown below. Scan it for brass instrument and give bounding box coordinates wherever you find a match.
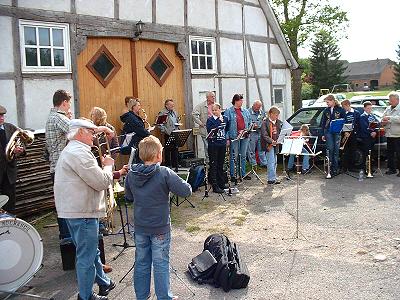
[339,132,351,151]
[366,150,373,178]
[140,108,151,129]
[94,133,116,233]
[5,128,34,162]
[324,149,332,179]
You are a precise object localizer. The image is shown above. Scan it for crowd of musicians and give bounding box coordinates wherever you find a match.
[1,90,400,300]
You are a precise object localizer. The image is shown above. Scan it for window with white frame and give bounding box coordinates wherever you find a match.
[189,36,216,74]
[19,20,71,73]
[273,87,284,104]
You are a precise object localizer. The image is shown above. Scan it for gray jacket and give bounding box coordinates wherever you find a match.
[157,108,180,135]
[54,140,113,218]
[192,100,209,137]
[382,104,400,137]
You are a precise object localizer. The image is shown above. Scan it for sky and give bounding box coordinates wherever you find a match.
[298,0,400,63]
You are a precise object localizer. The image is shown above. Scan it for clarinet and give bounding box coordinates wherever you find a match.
[203,159,209,197]
[225,142,232,195]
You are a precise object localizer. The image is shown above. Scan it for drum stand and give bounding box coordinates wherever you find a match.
[112,201,135,261]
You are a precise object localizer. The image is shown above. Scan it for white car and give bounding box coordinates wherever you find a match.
[311,93,346,107]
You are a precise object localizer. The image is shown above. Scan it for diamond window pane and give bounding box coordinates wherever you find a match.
[199,41,205,54]
[151,56,168,79]
[206,57,212,70]
[25,48,38,66]
[92,53,115,80]
[206,42,212,55]
[40,48,51,66]
[24,27,36,45]
[199,56,206,69]
[39,28,50,46]
[191,41,198,54]
[52,29,64,47]
[54,49,65,66]
[192,56,199,69]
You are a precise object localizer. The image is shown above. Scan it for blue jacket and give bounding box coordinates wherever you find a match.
[224,106,252,139]
[321,106,346,132]
[120,111,149,154]
[206,115,228,147]
[358,112,378,138]
[124,163,192,234]
[344,109,361,135]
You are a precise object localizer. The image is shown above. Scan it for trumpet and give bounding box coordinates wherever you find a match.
[324,149,331,179]
[366,150,373,178]
[339,132,351,150]
[5,128,34,161]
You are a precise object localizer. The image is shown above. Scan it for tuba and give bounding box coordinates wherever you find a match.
[5,128,34,162]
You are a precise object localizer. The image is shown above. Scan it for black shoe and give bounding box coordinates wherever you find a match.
[218,184,228,190]
[385,170,397,175]
[267,180,280,184]
[212,186,224,194]
[243,175,251,180]
[98,280,116,296]
[301,169,310,174]
[78,292,108,300]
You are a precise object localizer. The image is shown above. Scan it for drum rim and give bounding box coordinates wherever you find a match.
[0,216,43,292]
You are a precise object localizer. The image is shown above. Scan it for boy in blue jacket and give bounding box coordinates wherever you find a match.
[358,101,378,171]
[206,103,229,193]
[124,135,192,300]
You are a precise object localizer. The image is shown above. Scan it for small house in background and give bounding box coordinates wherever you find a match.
[343,59,396,91]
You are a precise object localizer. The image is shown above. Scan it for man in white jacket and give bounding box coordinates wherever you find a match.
[54,119,115,300]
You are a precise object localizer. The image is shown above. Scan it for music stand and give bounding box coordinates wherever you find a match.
[165,129,192,172]
[277,127,293,180]
[170,169,195,208]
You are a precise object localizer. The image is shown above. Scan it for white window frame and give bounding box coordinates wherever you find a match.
[189,36,217,74]
[19,19,71,73]
[273,86,285,104]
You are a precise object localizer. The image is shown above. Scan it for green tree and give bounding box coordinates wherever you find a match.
[394,42,400,89]
[309,30,347,97]
[270,0,348,110]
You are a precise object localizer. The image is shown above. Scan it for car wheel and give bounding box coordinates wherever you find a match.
[353,147,364,168]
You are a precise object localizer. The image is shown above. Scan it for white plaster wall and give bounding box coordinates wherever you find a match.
[221,78,246,109]
[0,0,12,5]
[245,0,259,4]
[246,51,254,75]
[218,0,242,33]
[188,0,215,30]
[270,44,286,65]
[219,38,244,74]
[156,0,184,26]
[272,69,287,85]
[0,16,14,73]
[244,6,267,37]
[248,41,269,76]
[248,78,259,103]
[119,0,152,22]
[19,0,70,12]
[23,79,74,130]
[268,26,275,38]
[76,0,114,18]
[0,80,17,126]
[259,78,271,109]
[284,68,293,117]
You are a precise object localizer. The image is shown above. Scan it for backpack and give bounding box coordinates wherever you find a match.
[187,165,205,192]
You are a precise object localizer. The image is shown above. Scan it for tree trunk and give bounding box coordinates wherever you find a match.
[291,68,303,111]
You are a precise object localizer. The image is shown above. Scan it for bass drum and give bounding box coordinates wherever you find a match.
[0,212,43,292]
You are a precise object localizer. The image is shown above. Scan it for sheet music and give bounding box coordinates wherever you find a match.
[342,123,353,132]
[121,132,135,147]
[281,137,304,155]
[282,120,293,131]
[277,128,293,144]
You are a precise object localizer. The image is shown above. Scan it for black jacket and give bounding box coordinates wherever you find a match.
[120,111,149,154]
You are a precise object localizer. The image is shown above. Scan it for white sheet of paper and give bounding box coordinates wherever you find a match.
[121,132,135,147]
[280,137,304,155]
[282,120,293,131]
[277,128,293,144]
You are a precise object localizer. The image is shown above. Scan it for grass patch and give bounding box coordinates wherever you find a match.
[241,210,249,216]
[186,225,201,233]
[344,89,393,99]
[233,216,246,226]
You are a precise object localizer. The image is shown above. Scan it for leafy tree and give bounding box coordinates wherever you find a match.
[309,30,347,97]
[394,42,400,89]
[301,82,314,100]
[270,0,348,110]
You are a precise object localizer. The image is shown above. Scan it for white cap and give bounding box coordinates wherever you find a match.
[69,119,98,131]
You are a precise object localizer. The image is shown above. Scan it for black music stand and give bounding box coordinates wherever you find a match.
[112,198,135,261]
[170,169,195,208]
[165,129,192,172]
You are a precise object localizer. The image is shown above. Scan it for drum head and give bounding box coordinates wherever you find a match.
[0,195,9,208]
[0,216,43,292]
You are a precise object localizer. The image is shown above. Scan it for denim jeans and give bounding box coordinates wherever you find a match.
[265,147,278,181]
[229,138,250,178]
[324,131,341,173]
[247,132,267,166]
[65,218,110,300]
[133,231,173,300]
[287,148,310,170]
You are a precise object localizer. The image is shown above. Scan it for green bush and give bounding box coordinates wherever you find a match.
[301,82,314,100]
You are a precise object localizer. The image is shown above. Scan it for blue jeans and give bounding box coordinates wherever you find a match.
[325,131,341,173]
[65,218,110,300]
[265,147,278,181]
[288,148,310,170]
[133,231,173,300]
[247,133,267,166]
[230,138,250,177]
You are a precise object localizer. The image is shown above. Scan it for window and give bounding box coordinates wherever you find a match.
[273,87,284,104]
[289,109,323,127]
[145,48,174,87]
[189,36,216,74]
[19,20,71,73]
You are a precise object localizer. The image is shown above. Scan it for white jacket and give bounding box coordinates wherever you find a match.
[54,140,113,218]
[383,104,400,138]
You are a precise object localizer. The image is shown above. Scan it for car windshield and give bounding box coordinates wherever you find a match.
[289,109,322,126]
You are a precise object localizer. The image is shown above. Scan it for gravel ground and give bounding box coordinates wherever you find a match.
[6,167,400,300]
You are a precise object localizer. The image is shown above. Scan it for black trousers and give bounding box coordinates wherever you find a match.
[361,136,375,169]
[208,145,226,188]
[341,133,357,171]
[1,174,16,212]
[387,137,400,171]
[164,134,178,169]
